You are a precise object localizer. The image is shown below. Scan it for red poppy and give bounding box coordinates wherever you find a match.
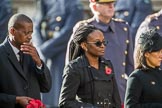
[105,66,112,75]
[26,99,46,108]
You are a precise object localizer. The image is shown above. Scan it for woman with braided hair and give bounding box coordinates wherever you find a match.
[59,23,121,108]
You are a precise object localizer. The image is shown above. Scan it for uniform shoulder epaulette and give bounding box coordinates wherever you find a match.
[112,18,128,24]
[73,19,94,34]
[75,18,94,25]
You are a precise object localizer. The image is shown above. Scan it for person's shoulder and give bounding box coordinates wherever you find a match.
[144,10,162,24]
[75,18,94,25]
[112,18,129,25]
[111,18,130,34]
[73,18,95,31]
[129,69,145,78]
[111,18,130,30]
[67,56,83,68]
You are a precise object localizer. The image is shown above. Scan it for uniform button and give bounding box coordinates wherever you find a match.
[24,86,28,90]
[126,40,129,44]
[122,62,126,66]
[156,26,160,30]
[109,102,111,105]
[121,74,125,78]
[48,31,53,38]
[125,51,128,55]
[121,73,128,79]
[151,81,156,85]
[101,102,103,105]
[97,102,99,104]
[55,26,60,31]
[41,21,47,29]
[124,11,129,16]
[123,27,128,31]
[56,16,62,22]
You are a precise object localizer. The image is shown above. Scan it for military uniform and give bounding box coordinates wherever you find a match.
[32,0,84,107]
[115,0,152,42]
[0,0,12,43]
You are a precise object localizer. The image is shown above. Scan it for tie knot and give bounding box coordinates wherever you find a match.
[18,51,23,55]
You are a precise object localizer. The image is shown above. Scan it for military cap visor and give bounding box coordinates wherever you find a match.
[90,0,116,3]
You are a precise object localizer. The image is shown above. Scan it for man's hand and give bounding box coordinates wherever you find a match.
[20,42,42,67]
[16,96,33,108]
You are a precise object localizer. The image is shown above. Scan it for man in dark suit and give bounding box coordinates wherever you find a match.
[0,13,52,108]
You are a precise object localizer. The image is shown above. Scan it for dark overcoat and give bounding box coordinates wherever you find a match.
[0,38,51,108]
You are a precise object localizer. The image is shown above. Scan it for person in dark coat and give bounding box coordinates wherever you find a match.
[59,24,121,108]
[66,0,134,105]
[115,0,152,42]
[32,0,84,107]
[0,0,12,43]
[125,28,162,108]
[0,13,52,108]
[134,9,162,68]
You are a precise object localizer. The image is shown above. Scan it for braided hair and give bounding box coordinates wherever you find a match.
[68,23,100,61]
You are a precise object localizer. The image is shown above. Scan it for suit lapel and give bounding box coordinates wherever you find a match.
[3,38,28,81]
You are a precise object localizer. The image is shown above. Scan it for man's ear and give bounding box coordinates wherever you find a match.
[9,27,15,35]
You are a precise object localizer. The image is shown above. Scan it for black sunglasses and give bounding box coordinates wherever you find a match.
[86,40,108,47]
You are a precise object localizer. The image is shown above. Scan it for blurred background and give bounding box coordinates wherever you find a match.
[12,0,162,19]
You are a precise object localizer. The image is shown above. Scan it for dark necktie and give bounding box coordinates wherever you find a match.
[18,51,24,69]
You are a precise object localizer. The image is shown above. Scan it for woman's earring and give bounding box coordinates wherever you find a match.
[85,48,88,52]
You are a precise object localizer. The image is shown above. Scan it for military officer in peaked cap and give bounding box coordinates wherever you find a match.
[32,0,84,107]
[66,0,134,106]
[115,0,152,43]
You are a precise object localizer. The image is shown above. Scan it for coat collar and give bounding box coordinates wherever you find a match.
[78,55,108,68]
[2,37,28,81]
[90,17,115,33]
